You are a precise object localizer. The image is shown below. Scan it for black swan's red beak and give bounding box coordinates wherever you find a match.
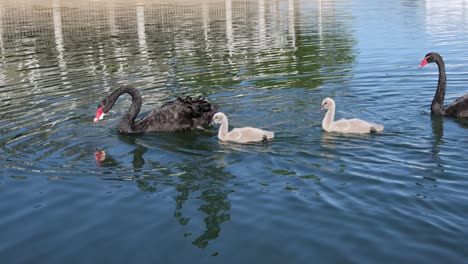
[419,56,429,68]
[94,106,104,123]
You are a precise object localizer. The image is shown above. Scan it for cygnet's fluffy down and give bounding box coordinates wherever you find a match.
[321,98,384,134]
[211,112,274,143]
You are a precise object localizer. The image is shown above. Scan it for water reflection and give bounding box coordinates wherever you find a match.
[0,0,355,154]
[288,0,296,52]
[225,0,233,59]
[136,4,148,56]
[173,164,233,249]
[320,131,375,151]
[430,115,444,168]
[0,0,355,255]
[53,0,66,72]
[2,0,468,262]
[0,0,354,94]
[457,118,468,128]
[0,2,5,86]
[258,0,266,49]
[94,133,233,248]
[431,115,444,146]
[95,133,149,169]
[425,0,468,38]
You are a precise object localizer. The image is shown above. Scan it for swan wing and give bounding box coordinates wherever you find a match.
[330,118,383,133]
[226,128,243,141]
[138,97,215,132]
[329,119,351,132]
[227,127,273,143]
[445,94,468,118]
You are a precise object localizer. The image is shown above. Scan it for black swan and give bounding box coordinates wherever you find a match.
[93,85,217,135]
[419,52,468,117]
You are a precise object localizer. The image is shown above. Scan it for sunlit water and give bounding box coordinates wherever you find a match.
[1,0,468,263]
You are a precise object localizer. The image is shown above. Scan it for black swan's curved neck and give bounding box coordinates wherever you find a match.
[432,54,447,115]
[104,85,142,134]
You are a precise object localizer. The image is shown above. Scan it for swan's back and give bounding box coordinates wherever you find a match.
[226,127,274,143]
[135,96,216,132]
[329,118,384,134]
[445,94,468,118]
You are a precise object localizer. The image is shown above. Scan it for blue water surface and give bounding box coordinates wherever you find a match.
[1,0,468,263]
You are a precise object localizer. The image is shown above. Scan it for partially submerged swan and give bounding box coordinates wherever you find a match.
[320,98,384,134]
[211,112,274,143]
[419,52,468,118]
[94,85,216,135]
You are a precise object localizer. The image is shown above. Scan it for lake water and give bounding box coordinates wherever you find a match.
[1,0,468,263]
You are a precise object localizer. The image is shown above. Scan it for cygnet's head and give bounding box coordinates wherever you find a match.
[321,97,335,110]
[211,112,227,125]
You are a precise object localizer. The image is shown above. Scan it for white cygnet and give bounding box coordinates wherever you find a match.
[321,97,384,134]
[211,112,274,143]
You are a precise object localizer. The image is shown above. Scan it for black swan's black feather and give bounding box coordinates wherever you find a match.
[96,85,217,135]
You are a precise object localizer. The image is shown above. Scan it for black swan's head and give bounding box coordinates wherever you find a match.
[419,52,441,68]
[320,97,335,110]
[93,97,112,123]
